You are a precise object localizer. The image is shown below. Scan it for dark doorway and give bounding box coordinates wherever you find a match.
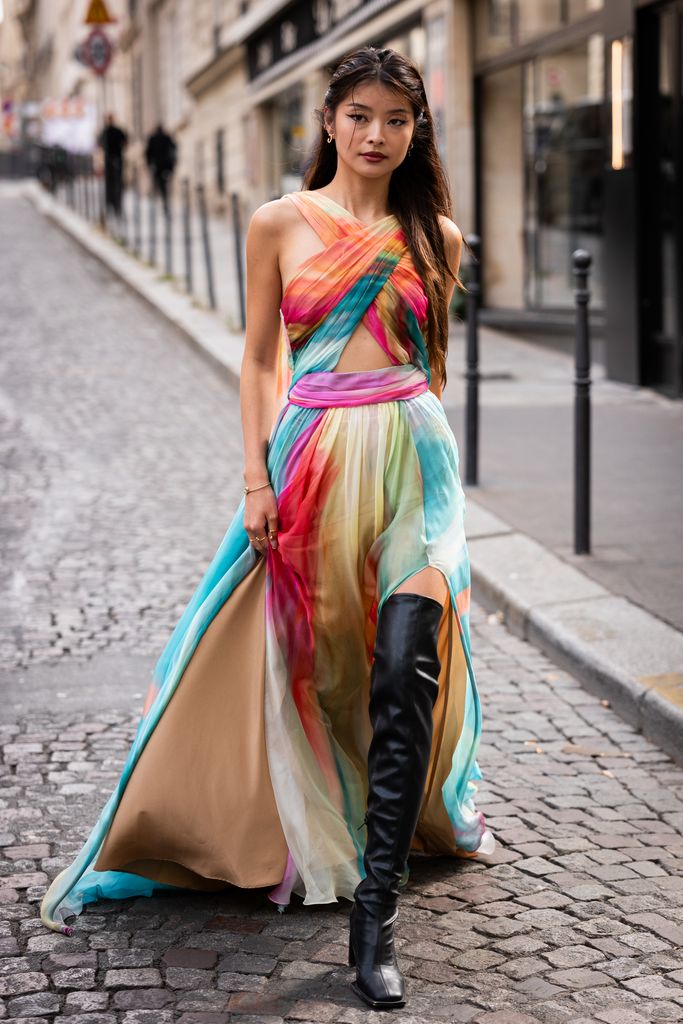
[638,1,683,397]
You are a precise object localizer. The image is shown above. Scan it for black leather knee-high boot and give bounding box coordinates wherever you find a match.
[349,591,443,1010]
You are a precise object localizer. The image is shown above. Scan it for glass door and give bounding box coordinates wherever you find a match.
[638,1,683,397]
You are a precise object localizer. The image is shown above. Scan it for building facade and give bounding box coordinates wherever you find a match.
[160,0,683,398]
[1,0,680,397]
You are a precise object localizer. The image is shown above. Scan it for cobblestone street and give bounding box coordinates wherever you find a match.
[1,194,683,1023]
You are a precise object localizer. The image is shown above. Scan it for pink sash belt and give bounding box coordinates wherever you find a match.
[288,363,429,408]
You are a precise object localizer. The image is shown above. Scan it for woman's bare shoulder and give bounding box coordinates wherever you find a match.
[437,214,463,251]
[437,214,463,275]
[247,194,299,239]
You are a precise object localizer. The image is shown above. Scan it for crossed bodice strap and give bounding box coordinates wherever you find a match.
[280,191,429,374]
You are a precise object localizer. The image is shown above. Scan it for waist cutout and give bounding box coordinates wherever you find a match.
[288,363,429,408]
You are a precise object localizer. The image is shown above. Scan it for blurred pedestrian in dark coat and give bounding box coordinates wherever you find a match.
[98,114,127,216]
[145,124,177,215]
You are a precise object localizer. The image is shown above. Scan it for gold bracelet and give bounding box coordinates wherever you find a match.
[243,480,271,495]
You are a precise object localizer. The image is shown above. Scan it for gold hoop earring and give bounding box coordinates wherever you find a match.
[408,141,414,153]
[327,133,334,144]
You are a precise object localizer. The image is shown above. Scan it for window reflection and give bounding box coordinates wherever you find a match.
[524,34,605,308]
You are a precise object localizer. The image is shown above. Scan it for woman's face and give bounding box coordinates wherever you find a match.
[325,80,415,176]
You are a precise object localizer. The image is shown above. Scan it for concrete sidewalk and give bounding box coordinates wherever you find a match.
[24,180,683,768]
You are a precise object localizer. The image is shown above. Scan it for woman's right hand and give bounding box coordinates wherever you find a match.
[244,485,279,556]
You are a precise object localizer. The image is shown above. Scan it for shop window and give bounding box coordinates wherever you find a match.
[275,85,305,194]
[523,33,605,308]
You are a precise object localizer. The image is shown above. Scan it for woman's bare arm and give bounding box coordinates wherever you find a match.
[239,200,284,554]
[430,216,463,401]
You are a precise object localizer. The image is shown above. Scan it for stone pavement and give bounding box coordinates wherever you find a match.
[1,192,683,1022]
[2,618,683,1024]
[0,190,243,672]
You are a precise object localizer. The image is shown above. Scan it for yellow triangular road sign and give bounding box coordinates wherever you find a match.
[84,0,115,24]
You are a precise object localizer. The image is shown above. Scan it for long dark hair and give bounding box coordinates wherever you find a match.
[302,45,467,389]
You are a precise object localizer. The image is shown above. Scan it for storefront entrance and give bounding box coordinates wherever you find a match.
[638,0,683,397]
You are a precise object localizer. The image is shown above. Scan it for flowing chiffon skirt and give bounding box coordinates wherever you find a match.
[40,362,495,934]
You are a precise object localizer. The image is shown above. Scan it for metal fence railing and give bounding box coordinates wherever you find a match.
[49,160,247,333]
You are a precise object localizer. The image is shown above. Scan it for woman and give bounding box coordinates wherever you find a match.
[40,46,495,1011]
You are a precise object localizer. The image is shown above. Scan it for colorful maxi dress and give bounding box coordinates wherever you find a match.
[40,189,495,934]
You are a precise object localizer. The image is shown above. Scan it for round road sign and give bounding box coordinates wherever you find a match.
[83,27,112,77]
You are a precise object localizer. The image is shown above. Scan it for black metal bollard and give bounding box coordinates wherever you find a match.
[573,249,592,555]
[133,166,142,258]
[148,187,157,265]
[196,183,216,310]
[182,178,193,294]
[464,233,481,487]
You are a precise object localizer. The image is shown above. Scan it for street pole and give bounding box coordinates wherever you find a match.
[182,178,193,295]
[148,183,157,265]
[133,165,141,258]
[99,73,107,230]
[464,234,481,487]
[164,192,173,277]
[196,183,216,310]
[573,249,592,556]
[231,191,246,330]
